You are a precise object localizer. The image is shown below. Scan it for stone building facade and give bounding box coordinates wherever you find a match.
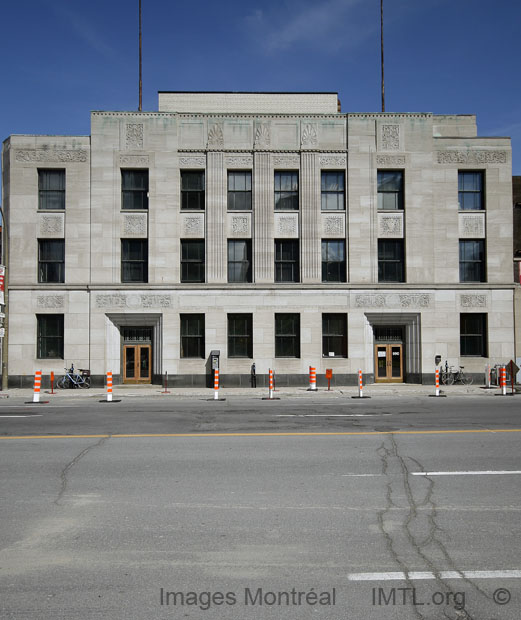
[1,92,514,386]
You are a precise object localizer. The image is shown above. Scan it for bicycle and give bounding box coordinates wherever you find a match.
[440,361,473,386]
[57,364,91,389]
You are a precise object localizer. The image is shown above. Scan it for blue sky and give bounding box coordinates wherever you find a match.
[1,0,520,175]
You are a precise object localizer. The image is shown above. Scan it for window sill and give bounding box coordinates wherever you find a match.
[180,209,205,212]
[37,209,65,213]
[121,209,148,213]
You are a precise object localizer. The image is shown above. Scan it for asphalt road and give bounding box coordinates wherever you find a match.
[1,396,520,620]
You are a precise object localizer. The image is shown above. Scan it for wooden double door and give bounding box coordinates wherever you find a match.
[123,344,151,384]
[375,344,404,383]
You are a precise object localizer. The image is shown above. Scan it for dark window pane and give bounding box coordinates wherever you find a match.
[37,314,64,359]
[275,313,300,357]
[321,240,346,282]
[377,170,404,210]
[459,240,485,282]
[378,239,405,282]
[122,169,149,210]
[181,240,205,282]
[321,171,345,210]
[228,172,252,210]
[38,170,65,210]
[458,171,484,210]
[181,171,205,210]
[228,240,252,283]
[460,313,487,357]
[322,313,347,357]
[228,314,253,358]
[275,172,299,210]
[275,240,299,282]
[180,314,205,358]
[121,239,148,283]
[38,240,65,283]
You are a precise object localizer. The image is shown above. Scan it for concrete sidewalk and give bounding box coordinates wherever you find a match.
[0,382,516,400]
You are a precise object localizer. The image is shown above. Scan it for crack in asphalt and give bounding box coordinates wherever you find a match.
[54,436,110,506]
[376,435,491,620]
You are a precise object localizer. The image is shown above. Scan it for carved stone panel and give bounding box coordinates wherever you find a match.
[301,123,318,148]
[120,155,149,166]
[254,123,271,149]
[272,154,300,168]
[227,213,252,238]
[37,295,65,309]
[207,122,224,149]
[95,294,172,309]
[399,294,432,308]
[459,213,485,238]
[179,154,206,168]
[38,213,65,238]
[225,155,253,168]
[274,213,299,238]
[122,213,148,237]
[321,214,345,237]
[319,155,346,167]
[15,150,88,163]
[437,151,507,164]
[181,213,205,237]
[125,124,144,150]
[460,294,487,308]
[378,212,404,238]
[378,123,402,151]
[355,294,387,308]
[353,293,432,309]
[376,154,406,167]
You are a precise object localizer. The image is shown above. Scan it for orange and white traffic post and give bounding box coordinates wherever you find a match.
[358,369,363,398]
[214,369,220,400]
[106,371,113,402]
[500,366,507,396]
[435,367,440,397]
[269,368,274,399]
[33,370,42,403]
[308,366,317,391]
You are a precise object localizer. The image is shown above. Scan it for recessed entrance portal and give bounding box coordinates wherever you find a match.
[374,326,404,384]
[122,327,152,384]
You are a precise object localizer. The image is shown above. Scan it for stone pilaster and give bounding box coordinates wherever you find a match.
[206,152,227,283]
[254,152,274,283]
[301,152,321,282]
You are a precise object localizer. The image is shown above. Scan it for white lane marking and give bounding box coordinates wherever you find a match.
[341,473,380,477]
[275,414,389,417]
[348,570,521,581]
[0,414,43,418]
[412,471,521,476]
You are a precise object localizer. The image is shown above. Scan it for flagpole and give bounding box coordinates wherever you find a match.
[380,0,385,112]
[139,0,142,111]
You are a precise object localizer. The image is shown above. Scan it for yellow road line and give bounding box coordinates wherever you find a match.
[1,429,521,439]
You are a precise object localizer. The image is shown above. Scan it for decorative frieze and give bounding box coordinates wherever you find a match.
[230,216,250,235]
[122,213,148,237]
[125,124,144,149]
[437,151,507,164]
[378,213,404,238]
[301,123,318,148]
[96,294,172,309]
[354,293,432,308]
[274,214,299,237]
[225,155,253,168]
[207,123,224,148]
[272,154,300,167]
[380,124,401,151]
[39,214,65,237]
[179,155,206,168]
[15,149,87,163]
[459,213,485,238]
[120,155,149,166]
[460,294,487,308]
[376,155,406,167]
[319,155,346,167]
[37,295,65,309]
[254,123,271,149]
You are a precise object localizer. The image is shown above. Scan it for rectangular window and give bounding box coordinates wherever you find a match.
[122,169,148,210]
[228,171,252,210]
[181,171,205,210]
[121,239,148,283]
[460,313,487,357]
[180,314,205,358]
[377,170,404,210]
[181,240,205,283]
[321,171,345,210]
[378,239,405,282]
[274,171,299,210]
[37,314,64,359]
[38,239,65,283]
[38,169,65,210]
[228,314,253,358]
[275,313,300,358]
[322,240,346,282]
[275,240,299,282]
[458,171,484,210]
[459,239,486,282]
[228,240,252,283]
[322,313,347,357]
